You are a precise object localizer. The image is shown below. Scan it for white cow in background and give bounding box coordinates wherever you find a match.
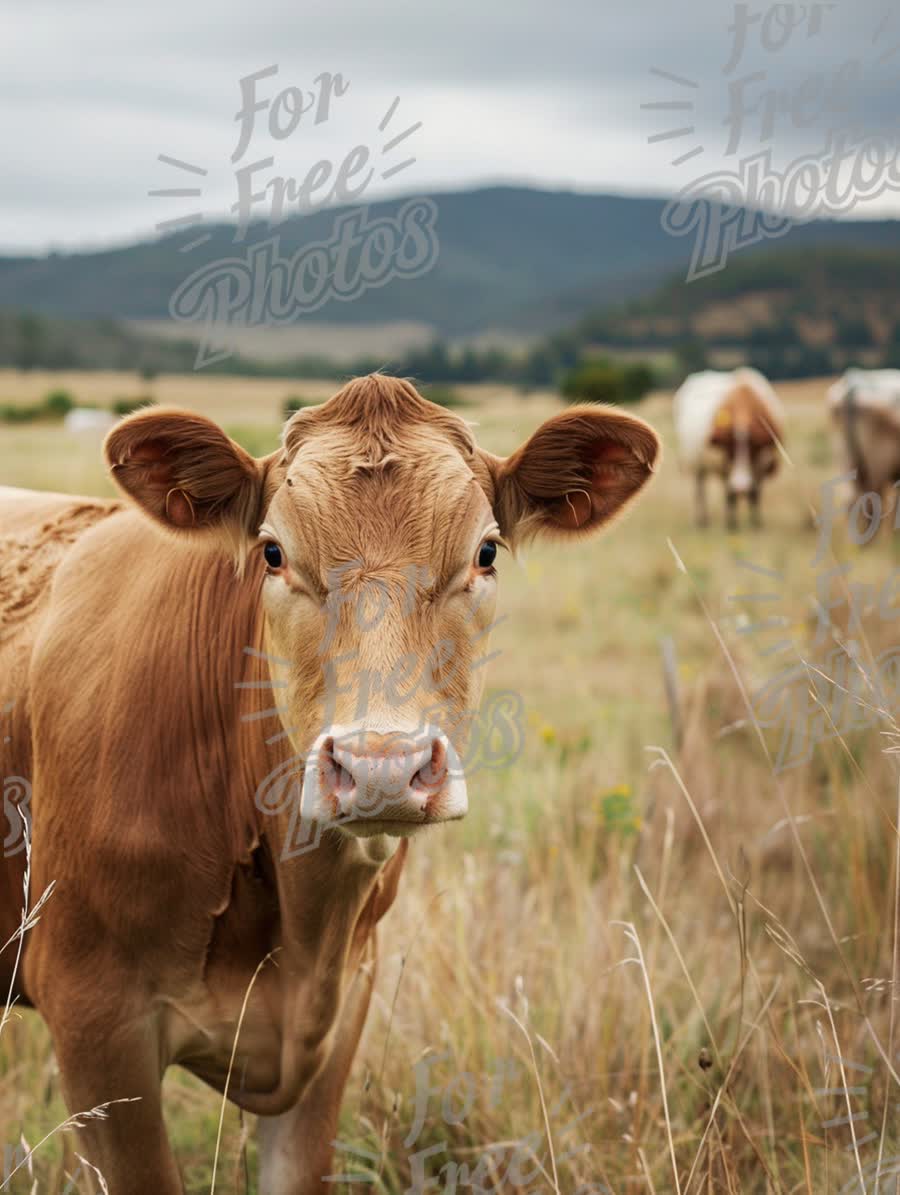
[674,367,784,529]
[64,408,117,434]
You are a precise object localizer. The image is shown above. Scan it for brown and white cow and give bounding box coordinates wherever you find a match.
[0,375,658,1194]
[673,367,784,530]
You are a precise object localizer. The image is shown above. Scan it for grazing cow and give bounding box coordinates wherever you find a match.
[673,367,784,529]
[828,369,900,521]
[0,375,659,1194]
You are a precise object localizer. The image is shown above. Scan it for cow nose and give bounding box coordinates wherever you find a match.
[311,731,450,822]
[728,464,754,494]
[331,733,446,815]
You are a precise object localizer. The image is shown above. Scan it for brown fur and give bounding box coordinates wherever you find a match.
[0,493,121,644]
[701,382,782,529]
[0,376,658,1193]
[708,383,783,455]
[831,400,900,510]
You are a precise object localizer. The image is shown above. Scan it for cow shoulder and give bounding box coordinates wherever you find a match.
[26,509,264,973]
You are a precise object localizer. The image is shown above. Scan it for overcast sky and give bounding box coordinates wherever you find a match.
[4,0,900,253]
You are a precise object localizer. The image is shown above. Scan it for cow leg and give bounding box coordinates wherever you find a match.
[882,484,897,542]
[49,1012,182,1194]
[695,469,708,527]
[749,486,761,529]
[725,488,738,532]
[258,952,376,1195]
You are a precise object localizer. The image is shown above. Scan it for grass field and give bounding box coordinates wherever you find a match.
[2,370,900,1193]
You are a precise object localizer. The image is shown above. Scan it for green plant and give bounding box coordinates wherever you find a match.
[111,396,155,417]
[560,358,653,405]
[421,384,465,408]
[0,404,38,424]
[621,362,655,401]
[42,390,75,418]
[283,395,312,420]
[561,361,621,403]
[0,391,79,424]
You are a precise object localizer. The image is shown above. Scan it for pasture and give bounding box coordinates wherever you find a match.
[2,370,900,1193]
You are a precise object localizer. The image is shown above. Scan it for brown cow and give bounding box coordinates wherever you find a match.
[0,375,658,1193]
[673,368,784,530]
[827,370,900,534]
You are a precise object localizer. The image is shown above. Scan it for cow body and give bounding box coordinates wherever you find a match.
[673,367,783,529]
[828,370,900,521]
[0,376,659,1193]
[2,488,403,1190]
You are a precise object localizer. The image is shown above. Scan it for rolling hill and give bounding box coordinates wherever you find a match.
[568,245,900,379]
[2,186,900,340]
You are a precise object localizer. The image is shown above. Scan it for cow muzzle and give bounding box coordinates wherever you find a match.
[300,727,468,837]
[727,461,754,495]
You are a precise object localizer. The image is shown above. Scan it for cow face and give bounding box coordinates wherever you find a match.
[105,376,659,842]
[709,385,780,498]
[726,437,778,497]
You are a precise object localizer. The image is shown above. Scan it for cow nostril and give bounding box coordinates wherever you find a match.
[335,761,354,794]
[412,738,448,793]
[320,737,356,813]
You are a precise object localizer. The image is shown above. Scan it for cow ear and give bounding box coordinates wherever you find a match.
[104,407,264,546]
[490,405,660,543]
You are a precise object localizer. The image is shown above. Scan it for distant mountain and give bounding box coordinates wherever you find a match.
[0,188,683,335]
[4,242,900,384]
[1,186,900,339]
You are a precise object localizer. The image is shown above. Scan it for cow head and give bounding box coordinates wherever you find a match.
[709,383,780,498]
[105,376,659,844]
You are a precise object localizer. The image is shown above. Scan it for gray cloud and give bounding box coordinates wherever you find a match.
[3,0,899,251]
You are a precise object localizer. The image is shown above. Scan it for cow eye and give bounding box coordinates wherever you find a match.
[476,540,498,570]
[263,541,284,571]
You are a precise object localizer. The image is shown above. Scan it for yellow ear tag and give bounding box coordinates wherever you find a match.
[714,408,732,430]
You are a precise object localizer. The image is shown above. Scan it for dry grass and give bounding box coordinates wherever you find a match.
[2,371,900,1192]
